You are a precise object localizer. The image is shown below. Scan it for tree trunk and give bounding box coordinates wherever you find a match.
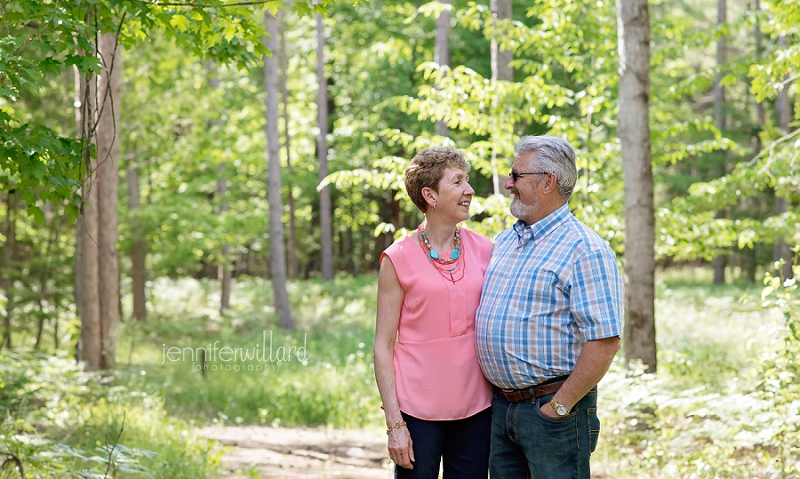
[204,62,232,311]
[217,162,231,311]
[711,0,727,285]
[617,0,656,372]
[490,0,512,196]
[491,0,512,82]
[774,35,793,280]
[77,55,102,370]
[265,11,294,329]
[279,12,299,280]
[127,165,147,321]
[435,0,451,137]
[2,192,15,350]
[316,13,334,281]
[96,33,121,370]
[748,1,764,286]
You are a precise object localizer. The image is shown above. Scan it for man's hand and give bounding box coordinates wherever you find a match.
[540,401,561,418]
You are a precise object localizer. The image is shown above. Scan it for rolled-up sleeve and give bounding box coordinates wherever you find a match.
[569,249,623,341]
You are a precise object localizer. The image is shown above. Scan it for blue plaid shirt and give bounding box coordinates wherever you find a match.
[475,204,623,389]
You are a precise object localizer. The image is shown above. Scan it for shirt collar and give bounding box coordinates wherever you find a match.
[513,203,571,245]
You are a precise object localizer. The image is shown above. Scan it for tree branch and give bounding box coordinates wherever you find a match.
[138,0,281,6]
[0,452,26,479]
[102,411,126,478]
[747,126,800,167]
[778,72,800,88]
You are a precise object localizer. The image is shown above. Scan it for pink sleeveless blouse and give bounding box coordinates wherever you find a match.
[381,228,493,420]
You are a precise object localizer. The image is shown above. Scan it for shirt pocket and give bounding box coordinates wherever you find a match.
[507,268,562,323]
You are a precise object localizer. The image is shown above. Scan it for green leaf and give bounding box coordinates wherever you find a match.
[170,14,191,32]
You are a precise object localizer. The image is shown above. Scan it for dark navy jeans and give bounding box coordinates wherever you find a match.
[489,386,599,479]
[395,408,491,479]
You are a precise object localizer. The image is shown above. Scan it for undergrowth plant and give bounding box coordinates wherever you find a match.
[118,275,384,429]
[756,264,800,476]
[595,268,800,478]
[0,352,220,478]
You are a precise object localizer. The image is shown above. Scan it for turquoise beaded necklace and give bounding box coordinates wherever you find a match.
[419,225,461,263]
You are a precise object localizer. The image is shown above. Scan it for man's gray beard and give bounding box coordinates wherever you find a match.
[510,195,538,221]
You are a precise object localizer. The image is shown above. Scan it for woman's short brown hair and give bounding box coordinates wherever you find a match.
[405,146,470,213]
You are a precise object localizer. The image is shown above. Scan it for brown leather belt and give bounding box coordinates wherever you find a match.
[497,377,568,403]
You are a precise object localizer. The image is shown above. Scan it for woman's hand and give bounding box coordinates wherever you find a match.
[387,424,415,469]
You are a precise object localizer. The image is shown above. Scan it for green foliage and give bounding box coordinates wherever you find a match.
[594,271,799,477]
[0,352,220,478]
[658,137,800,259]
[0,194,77,353]
[756,264,800,476]
[0,0,337,220]
[118,275,383,429]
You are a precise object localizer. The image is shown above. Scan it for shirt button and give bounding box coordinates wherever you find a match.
[517,247,523,251]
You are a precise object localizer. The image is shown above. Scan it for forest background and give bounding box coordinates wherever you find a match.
[0,0,798,477]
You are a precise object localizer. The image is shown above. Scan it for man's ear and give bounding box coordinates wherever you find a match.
[543,174,558,195]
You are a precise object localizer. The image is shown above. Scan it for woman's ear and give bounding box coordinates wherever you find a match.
[421,186,437,209]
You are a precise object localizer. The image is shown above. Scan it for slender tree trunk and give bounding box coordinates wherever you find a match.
[435,0,451,137]
[73,66,83,334]
[713,0,726,134]
[2,192,15,350]
[773,197,792,279]
[316,13,334,281]
[216,162,232,311]
[96,33,121,370]
[774,35,794,280]
[776,38,792,133]
[127,164,147,321]
[34,290,45,350]
[617,0,656,372]
[204,62,232,311]
[77,53,102,370]
[491,0,512,82]
[279,12,299,280]
[265,12,293,329]
[711,0,728,285]
[363,225,374,273]
[746,3,764,285]
[490,0,512,196]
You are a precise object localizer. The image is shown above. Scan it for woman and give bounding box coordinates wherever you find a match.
[374,146,493,479]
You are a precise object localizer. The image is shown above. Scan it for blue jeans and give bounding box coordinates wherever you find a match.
[489,387,599,479]
[395,408,491,479]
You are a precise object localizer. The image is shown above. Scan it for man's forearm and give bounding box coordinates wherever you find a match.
[553,336,620,410]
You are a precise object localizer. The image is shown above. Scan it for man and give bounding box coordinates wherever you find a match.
[476,135,623,478]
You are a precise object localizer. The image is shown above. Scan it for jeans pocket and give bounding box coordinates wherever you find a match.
[535,396,576,423]
[586,407,600,453]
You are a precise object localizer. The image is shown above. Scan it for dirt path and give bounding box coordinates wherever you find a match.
[197,426,391,479]
[198,426,616,478]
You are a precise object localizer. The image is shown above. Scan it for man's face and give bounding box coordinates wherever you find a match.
[505,151,546,223]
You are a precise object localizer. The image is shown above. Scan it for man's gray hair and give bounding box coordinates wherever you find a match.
[514,135,578,201]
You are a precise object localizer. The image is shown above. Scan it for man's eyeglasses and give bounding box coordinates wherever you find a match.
[509,170,550,183]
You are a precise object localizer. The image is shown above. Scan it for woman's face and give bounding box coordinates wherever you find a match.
[431,167,474,222]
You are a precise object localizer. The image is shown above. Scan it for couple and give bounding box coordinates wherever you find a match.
[374,135,624,479]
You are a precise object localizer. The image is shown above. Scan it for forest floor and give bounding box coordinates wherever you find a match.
[197,425,619,479]
[197,425,391,478]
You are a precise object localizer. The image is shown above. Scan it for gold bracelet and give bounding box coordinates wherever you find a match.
[386,420,407,435]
